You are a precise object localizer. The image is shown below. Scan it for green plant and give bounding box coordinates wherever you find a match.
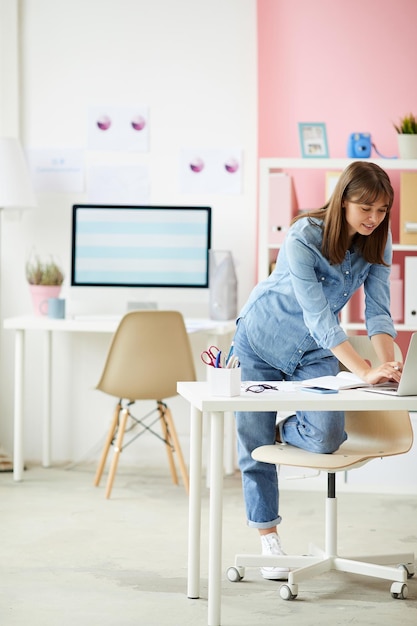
[25,255,64,286]
[393,113,417,134]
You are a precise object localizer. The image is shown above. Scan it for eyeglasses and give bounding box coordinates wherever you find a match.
[245,383,279,393]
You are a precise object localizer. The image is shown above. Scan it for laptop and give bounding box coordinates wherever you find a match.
[363,332,417,396]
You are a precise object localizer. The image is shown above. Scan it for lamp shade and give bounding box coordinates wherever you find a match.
[0,137,37,210]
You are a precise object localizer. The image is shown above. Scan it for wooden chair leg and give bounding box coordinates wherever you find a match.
[158,402,179,486]
[105,408,129,499]
[93,402,121,487]
[163,404,189,495]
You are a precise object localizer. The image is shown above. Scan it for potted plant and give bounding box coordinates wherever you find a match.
[26,254,65,316]
[393,113,417,159]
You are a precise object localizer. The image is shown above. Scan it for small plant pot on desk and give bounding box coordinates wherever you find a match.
[29,285,62,317]
[25,254,65,316]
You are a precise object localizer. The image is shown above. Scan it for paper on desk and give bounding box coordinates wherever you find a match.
[185,319,230,333]
[301,371,369,390]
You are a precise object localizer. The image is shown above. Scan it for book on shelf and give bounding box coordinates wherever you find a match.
[400,172,417,245]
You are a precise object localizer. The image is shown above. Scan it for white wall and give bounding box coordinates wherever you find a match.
[0,0,257,465]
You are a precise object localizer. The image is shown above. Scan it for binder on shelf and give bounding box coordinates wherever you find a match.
[400,172,417,245]
[405,256,417,326]
[358,264,403,323]
[325,171,341,201]
[268,173,298,245]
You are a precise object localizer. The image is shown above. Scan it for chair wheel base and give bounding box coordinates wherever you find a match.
[390,582,408,599]
[280,583,298,600]
[398,562,414,579]
[226,566,245,582]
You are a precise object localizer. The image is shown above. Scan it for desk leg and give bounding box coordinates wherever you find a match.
[187,405,203,599]
[208,411,224,626]
[206,328,235,477]
[42,330,52,467]
[205,410,235,488]
[223,411,235,476]
[13,329,25,481]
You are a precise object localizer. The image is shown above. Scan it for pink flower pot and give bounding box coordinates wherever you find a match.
[29,285,62,317]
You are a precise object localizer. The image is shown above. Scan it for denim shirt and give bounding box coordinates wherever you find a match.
[240,217,396,375]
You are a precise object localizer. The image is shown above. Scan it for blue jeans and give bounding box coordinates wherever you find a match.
[234,319,347,529]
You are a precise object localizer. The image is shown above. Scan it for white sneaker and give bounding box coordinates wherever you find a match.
[260,532,289,580]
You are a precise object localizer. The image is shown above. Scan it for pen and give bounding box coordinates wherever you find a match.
[215,351,222,368]
[225,342,234,366]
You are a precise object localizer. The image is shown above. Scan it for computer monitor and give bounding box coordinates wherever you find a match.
[71,204,211,289]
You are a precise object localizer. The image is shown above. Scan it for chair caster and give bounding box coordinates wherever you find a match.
[226,566,245,582]
[280,583,298,600]
[390,582,408,599]
[398,563,415,579]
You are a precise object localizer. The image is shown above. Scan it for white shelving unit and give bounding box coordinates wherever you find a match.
[258,157,417,331]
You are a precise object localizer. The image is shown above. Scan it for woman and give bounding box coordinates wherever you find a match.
[233,161,403,580]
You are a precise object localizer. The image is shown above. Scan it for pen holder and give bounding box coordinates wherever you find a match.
[207,367,241,396]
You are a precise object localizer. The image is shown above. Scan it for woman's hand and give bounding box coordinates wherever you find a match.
[359,361,402,385]
[331,337,402,386]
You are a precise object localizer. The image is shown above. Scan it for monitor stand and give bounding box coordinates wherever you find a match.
[127,301,158,311]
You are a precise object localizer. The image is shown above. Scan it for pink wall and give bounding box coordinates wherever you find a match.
[258,0,417,161]
[257,0,417,353]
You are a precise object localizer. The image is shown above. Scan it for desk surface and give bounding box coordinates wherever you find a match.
[177,381,417,412]
[4,315,236,335]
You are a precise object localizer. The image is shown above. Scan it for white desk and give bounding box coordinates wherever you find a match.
[3,315,236,482]
[177,381,417,626]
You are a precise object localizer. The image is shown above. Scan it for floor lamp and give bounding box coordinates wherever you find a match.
[0,137,37,471]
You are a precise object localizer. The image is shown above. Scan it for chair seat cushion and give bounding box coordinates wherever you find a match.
[252,443,369,472]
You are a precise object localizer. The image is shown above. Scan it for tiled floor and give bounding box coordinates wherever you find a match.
[1,464,416,625]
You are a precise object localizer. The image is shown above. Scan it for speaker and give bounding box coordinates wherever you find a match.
[209,250,238,321]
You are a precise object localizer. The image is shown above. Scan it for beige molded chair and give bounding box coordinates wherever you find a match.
[338,334,403,371]
[227,337,415,600]
[93,310,196,498]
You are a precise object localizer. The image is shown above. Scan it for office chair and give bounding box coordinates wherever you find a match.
[337,334,403,372]
[93,310,196,499]
[227,337,415,600]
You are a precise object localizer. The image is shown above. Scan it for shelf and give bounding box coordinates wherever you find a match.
[258,157,417,330]
[260,157,417,172]
[258,158,417,283]
[267,243,417,252]
[343,323,417,332]
[392,244,417,251]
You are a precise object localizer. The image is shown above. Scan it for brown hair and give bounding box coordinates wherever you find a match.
[291,161,394,265]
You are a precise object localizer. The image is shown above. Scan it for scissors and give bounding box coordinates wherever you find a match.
[201,345,222,367]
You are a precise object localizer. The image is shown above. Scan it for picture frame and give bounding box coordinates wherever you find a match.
[298,122,329,158]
